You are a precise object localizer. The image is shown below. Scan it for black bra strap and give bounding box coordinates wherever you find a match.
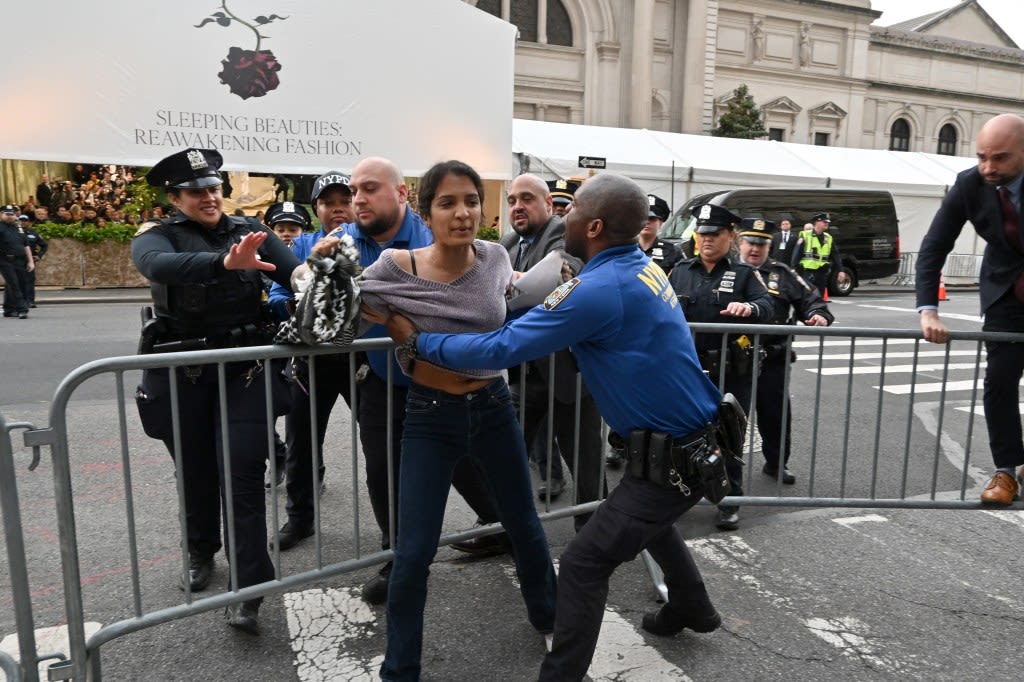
[409,249,417,275]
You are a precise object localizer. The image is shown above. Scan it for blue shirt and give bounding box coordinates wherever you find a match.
[270,209,434,386]
[418,244,720,438]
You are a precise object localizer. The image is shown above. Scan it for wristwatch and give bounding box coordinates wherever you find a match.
[402,331,420,358]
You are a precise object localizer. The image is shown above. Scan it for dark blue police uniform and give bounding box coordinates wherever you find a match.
[0,206,31,317]
[668,204,774,528]
[416,244,722,681]
[739,218,833,483]
[131,149,299,632]
[22,222,47,307]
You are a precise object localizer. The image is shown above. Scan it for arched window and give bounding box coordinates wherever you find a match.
[889,118,910,152]
[937,123,958,156]
[473,0,573,46]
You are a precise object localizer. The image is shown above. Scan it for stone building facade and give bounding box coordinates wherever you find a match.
[467,0,1024,154]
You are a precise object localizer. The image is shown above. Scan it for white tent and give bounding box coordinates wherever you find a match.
[512,120,977,255]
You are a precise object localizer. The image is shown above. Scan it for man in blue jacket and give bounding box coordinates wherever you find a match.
[384,173,724,682]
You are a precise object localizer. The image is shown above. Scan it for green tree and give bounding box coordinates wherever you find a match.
[711,84,767,139]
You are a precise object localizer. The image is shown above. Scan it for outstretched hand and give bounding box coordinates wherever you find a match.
[224,231,276,272]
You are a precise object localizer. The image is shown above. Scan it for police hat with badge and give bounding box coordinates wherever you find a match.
[738,217,776,244]
[693,204,742,234]
[311,171,353,205]
[547,178,581,207]
[812,212,831,224]
[146,148,223,189]
[265,201,311,229]
[647,194,670,222]
[1,204,18,215]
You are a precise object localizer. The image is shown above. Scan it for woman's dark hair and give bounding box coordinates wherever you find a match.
[417,160,484,218]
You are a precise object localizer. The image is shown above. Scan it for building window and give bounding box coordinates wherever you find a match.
[937,124,958,156]
[814,132,830,146]
[768,128,785,142]
[889,118,910,151]
[474,0,573,46]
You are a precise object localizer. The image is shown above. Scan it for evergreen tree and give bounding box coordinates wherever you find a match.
[711,84,768,139]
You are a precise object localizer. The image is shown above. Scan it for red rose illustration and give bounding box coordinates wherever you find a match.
[218,47,282,100]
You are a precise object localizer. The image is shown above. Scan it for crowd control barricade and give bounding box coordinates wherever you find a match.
[2,323,1023,680]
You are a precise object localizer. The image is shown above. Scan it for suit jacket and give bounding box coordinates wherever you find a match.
[769,229,795,262]
[500,216,589,403]
[916,166,1024,314]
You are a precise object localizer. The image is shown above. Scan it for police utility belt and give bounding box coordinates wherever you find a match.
[699,335,764,378]
[136,305,275,355]
[610,394,747,504]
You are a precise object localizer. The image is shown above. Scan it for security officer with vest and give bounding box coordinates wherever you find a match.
[669,203,774,530]
[131,148,300,635]
[792,212,847,295]
[737,217,833,485]
[547,178,581,217]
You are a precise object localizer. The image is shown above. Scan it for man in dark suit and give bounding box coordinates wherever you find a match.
[502,173,605,529]
[917,113,1024,506]
[769,217,795,262]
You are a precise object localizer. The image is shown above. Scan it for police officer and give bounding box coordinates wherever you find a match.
[547,178,580,217]
[0,205,33,318]
[639,194,681,274]
[668,204,774,530]
[267,180,358,552]
[20,215,47,308]
[792,212,847,295]
[382,174,725,682]
[131,148,300,635]
[738,217,833,485]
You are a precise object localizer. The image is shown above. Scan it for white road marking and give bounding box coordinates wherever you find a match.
[803,616,903,672]
[832,514,888,527]
[853,304,982,322]
[809,362,984,375]
[981,509,1024,531]
[800,350,979,361]
[499,563,694,681]
[954,403,1024,416]
[878,378,1024,395]
[284,587,383,682]
[0,622,103,680]
[793,339,919,348]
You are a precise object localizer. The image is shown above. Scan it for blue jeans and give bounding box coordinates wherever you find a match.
[381,379,557,682]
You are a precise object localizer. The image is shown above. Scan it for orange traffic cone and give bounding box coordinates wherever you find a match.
[938,271,949,301]
[823,286,829,302]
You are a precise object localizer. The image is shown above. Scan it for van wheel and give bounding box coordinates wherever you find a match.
[830,267,855,297]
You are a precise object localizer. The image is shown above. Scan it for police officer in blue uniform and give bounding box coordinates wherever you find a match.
[131,148,300,635]
[20,215,47,308]
[0,205,33,318]
[382,174,725,682]
[547,178,580,217]
[668,204,774,530]
[738,217,833,485]
[639,194,681,274]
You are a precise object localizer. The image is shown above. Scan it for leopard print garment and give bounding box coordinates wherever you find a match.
[274,233,362,347]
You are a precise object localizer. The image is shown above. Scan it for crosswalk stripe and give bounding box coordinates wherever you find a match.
[875,378,1024,395]
[793,338,920,348]
[808,362,985,375]
[798,350,980,361]
[954,404,1024,416]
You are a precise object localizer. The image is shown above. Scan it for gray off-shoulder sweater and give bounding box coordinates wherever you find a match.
[359,239,513,380]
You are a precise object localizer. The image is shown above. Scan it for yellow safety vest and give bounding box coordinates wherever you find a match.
[797,229,833,270]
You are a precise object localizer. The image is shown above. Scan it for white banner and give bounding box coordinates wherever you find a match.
[0,1,516,178]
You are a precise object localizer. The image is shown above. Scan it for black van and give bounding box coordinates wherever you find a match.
[659,188,900,296]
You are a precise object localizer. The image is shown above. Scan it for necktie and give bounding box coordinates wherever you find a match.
[514,240,530,271]
[997,186,1024,303]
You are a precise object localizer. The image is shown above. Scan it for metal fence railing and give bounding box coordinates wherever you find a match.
[892,252,982,286]
[2,323,1022,679]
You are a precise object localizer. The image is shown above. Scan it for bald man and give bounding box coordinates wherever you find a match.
[385,174,724,681]
[503,173,606,526]
[917,113,1024,505]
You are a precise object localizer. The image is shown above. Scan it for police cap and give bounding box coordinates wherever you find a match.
[146,148,223,189]
[547,178,580,206]
[265,201,311,229]
[311,171,352,205]
[738,217,776,244]
[18,214,30,221]
[693,203,742,234]
[1,204,18,214]
[647,194,670,221]
[812,212,831,223]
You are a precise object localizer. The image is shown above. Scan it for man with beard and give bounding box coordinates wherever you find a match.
[307,158,507,602]
[917,113,1024,506]
[381,174,725,682]
[503,174,605,527]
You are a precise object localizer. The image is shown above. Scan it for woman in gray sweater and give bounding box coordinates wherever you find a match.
[319,160,557,681]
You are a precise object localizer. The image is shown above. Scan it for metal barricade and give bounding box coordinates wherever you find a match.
[3,322,1023,679]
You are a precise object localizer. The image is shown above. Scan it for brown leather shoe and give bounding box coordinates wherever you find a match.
[980,471,1020,506]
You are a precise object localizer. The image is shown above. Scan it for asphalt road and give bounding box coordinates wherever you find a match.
[2,289,1023,682]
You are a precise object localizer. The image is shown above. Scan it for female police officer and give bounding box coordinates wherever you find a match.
[132,148,300,634]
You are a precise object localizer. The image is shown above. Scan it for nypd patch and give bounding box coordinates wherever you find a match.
[544,277,581,310]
